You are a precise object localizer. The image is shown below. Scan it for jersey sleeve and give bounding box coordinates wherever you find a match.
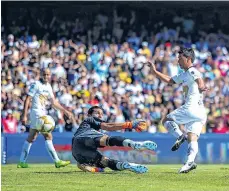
[171,73,184,84]
[28,82,38,97]
[86,117,103,130]
[189,68,202,81]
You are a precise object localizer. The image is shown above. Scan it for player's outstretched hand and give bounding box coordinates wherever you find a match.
[146,60,157,74]
[200,87,210,93]
[132,119,147,132]
[65,111,74,121]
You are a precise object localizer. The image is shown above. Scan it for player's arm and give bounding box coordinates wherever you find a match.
[190,69,209,93]
[23,95,32,116]
[146,61,175,85]
[50,97,73,120]
[88,117,147,132]
[22,95,32,125]
[22,83,37,125]
[100,120,147,132]
[47,84,74,121]
[154,71,175,85]
[195,78,209,93]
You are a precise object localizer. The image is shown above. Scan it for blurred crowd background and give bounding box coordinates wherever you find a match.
[1,2,229,134]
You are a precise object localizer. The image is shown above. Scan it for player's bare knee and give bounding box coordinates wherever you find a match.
[99,135,109,147]
[162,117,168,125]
[26,136,36,143]
[162,117,174,125]
[77,163,87,172]
[77,163,83,170]
[42,133,53,141]
[187,132,198,143]
[100,156,109,167]
[27,134,37,143]
[27,130,38,143]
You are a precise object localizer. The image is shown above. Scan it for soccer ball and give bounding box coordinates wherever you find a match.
[39,115,55,133]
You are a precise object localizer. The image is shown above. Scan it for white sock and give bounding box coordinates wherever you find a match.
[164,121,183,138]
[45,140,60,162]
[123,139,136,149]
[186,141,198,163]
[116,162,126,170]
[19,141,32,163]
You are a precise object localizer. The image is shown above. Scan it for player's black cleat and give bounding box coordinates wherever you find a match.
[171,135,186,151]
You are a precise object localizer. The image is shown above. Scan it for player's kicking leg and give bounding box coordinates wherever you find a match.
[98,135,157,151]
[17,128,39,168]
[162,115,186,151]
[171,134,187,151]
[42,132,70,168]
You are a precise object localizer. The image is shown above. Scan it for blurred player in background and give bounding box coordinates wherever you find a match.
[17,69,74,168]
[147,48,208,173]
[72,106,157,173]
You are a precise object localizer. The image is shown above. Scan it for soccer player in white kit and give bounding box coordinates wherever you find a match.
[17,69,74,168]
[147,48,208,173]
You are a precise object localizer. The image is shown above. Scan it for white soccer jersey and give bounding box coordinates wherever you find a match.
[28,80,54,117]
[172,67,204,108]
[167,67,207,136]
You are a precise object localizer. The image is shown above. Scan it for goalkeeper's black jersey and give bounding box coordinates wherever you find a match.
[73,117,105,138]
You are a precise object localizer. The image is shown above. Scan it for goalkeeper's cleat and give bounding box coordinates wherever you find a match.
[179,162,197,173]
[55,160,71,168]
[122,162,148,174]
[90,167,105,173]
[171,135,186,151]
[133,141,157,151]
[17,162,29,168]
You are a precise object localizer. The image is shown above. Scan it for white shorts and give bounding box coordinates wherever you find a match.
[184,121,204,136]
[29,113,47,131]
[167,105,207,136]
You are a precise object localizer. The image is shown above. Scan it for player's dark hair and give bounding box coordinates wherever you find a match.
[179,47,195,63]
[88,106,103,115]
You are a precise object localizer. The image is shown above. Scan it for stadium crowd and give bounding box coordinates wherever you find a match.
[1,3,229,134]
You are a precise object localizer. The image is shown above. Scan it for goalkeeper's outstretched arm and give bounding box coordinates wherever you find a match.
[100,120,147,132]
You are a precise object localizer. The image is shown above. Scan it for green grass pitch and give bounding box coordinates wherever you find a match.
[2,164,229,191]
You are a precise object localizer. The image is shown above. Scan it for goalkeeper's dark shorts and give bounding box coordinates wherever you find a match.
[72,136,105,168]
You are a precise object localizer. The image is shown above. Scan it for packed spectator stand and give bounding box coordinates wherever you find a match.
[1,2,229,134]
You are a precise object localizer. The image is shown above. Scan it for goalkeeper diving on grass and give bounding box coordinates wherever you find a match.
[72,106,157,173]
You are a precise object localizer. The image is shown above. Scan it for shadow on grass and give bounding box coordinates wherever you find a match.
[33,171,122,175]
[34,171,84,174]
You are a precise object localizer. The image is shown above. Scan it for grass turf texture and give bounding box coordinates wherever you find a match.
[2,164,229,191]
